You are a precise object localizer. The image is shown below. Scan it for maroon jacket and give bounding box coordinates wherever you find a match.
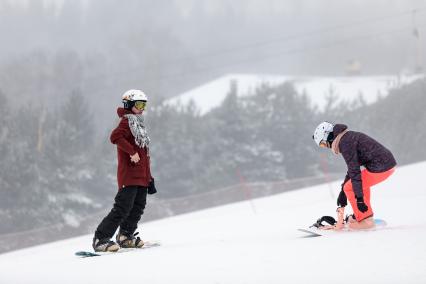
[335,124,396,198]
[110,108,152,190]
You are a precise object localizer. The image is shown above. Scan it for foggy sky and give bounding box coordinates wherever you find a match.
[2,0,425,73]
[0,0,425,130]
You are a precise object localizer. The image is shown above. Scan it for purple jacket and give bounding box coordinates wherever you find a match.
[334,124,396,197]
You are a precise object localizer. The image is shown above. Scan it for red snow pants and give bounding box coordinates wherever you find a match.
[343,167,395,222]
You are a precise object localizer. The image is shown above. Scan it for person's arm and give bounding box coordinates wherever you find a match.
[334,207,345,230]
[341,145,363,198]
[341,143,369,213]
[110,118,137,156]
[343,173,350,185]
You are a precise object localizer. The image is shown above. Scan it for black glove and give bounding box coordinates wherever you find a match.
[337,189,347,207]
[356,196,368,212]
[147,178,157,195]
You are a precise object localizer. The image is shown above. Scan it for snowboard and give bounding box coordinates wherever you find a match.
[75,241,161,258]
[298,218,387,238]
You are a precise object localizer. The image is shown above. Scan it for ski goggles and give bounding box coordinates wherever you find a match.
[134,101,147,110]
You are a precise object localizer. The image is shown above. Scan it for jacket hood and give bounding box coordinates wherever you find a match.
[117,107,133,118]
[333,124,348,136]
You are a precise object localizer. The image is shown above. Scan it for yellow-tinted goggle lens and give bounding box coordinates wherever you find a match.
[319,141,328,148]
[134,101,146,110]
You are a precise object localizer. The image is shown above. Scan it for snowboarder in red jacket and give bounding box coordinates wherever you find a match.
[92,89,157,252]
[313,122,396,230]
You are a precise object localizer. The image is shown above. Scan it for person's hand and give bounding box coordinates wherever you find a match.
[335,206,345,229]
[148,178,157,195]
[356,196,368,212]
[130,152,140,163]
[337,189,347,207]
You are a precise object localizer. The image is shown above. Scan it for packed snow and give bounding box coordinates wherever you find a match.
[165,74,424,115]
[1,161,426,284]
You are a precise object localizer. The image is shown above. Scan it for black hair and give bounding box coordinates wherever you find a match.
[326,132,334,143]
[123,100,135,110]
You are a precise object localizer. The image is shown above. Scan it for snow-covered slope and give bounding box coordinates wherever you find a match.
[165,74,423,115]
[1,161,426,284]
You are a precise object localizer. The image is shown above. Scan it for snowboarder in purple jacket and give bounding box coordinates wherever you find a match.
[313,122,396,230]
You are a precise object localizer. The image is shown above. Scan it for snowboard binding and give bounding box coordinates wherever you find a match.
[116,231,144,248]
[310,216,337,228]
[310,209,356,230]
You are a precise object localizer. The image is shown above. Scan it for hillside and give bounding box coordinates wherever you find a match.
[1,161,425,284]
[165,74,423,114]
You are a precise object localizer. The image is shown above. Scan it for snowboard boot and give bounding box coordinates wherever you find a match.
[92,237,120,252]
[348,216,375,230]
[345,214,356,224]
[116,231,144,248]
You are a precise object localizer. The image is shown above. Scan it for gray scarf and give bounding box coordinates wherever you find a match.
[124,114,150,148]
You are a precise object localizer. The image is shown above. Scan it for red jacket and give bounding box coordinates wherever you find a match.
[110,108,152,189]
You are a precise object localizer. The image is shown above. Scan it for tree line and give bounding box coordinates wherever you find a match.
[0,77,425,234]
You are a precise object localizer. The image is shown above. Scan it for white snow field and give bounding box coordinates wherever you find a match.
[1,161,426,284]
[165,73,424,115]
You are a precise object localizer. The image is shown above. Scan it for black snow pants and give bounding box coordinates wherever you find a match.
[95,186,147,240]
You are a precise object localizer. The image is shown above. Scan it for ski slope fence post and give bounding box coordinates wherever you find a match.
[236,168,257,215]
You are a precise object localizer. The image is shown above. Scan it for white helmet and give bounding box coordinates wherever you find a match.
[122,89,148,102]
[313,121,334,146]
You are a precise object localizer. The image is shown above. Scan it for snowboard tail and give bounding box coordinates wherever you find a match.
[75,251,101,257]
[297,228,322,238]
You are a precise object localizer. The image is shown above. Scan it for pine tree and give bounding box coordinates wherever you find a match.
[40,90,99,227]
